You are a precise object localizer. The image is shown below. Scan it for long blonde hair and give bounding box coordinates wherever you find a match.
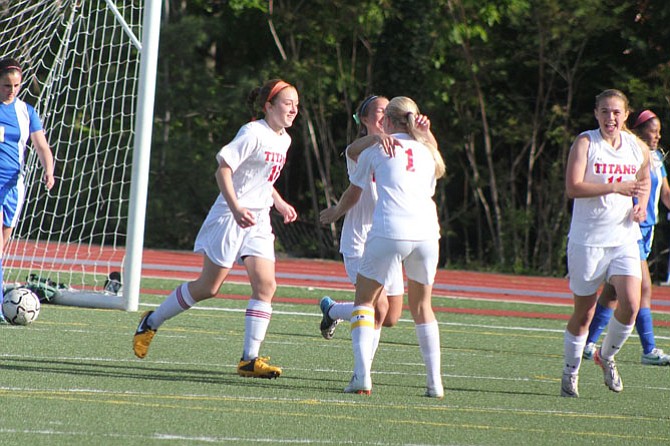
[385,96,446,178]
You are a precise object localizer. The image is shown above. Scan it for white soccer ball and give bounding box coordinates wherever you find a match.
[2,288,41,325]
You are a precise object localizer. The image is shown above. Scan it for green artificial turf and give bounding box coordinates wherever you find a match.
[1,281,669,445]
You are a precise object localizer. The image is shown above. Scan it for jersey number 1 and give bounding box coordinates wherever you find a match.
[405,149,415,172]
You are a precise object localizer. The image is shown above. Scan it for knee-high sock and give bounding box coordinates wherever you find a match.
[586,302,614,345]
[416,321,442,390]
[351,305,375,379]
[329,301,354,321]
[371,328,382,364]
[148,283,195,329]
[243,300,272,361]
[563,331,587,375]
[600,317,634,361]
[635,308,656,355]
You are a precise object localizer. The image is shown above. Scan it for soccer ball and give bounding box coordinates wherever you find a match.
[2,288,41,325]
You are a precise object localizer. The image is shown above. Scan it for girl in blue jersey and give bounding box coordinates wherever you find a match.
[0,58,55,321]
[583,109,670,366]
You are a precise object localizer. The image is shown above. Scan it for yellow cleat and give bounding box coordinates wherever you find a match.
[237,356,282,379]
[133,311,157,359]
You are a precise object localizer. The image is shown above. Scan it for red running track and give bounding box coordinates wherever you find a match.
[7,240,670,323]
[139,248,670,321]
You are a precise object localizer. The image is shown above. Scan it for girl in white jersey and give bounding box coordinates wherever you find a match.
[561,89,651,397]
[318,96,405,340]
[0,58,55,322]
[343,96,446,397]
[133,79,299,379]
[583,109,670,366]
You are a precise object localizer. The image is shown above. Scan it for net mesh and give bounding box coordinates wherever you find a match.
[1,0,142,292]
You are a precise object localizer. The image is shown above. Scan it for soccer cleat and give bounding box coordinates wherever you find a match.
[343,374,372,395]
[425,385,444,399]
[133,311,157,359]
[0,311,6,324]
[319,296,340,340]
[560,373,579,398]
[237,356,282,379]
[594,349,623,392]
[582,342,596,360]
[641,348,670,366]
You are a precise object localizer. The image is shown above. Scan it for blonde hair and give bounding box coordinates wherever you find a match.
[385,96,446,178]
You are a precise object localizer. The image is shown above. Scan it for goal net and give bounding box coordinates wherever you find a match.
[1,1,152,310]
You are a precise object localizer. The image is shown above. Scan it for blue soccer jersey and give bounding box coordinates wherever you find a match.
[643,149,667,228]
[0,98,43,187]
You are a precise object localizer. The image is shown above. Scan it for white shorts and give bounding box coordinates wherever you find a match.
[567,241,641,296]
[358,236,438,287]
[193,208,275,268]
[344,254,404,296]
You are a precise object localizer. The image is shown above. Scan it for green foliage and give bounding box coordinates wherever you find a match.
[146,0,670,276]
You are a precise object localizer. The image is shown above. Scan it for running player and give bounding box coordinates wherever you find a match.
[561,89,650,397]
[0,57,55,322]
[583,109,670,366]
[344,96,446,397]
[133,79,299,379]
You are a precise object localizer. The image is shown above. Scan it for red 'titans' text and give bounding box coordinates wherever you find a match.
[593,163,637,176]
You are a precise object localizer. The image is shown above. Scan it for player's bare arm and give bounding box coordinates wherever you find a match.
[215,161,256,228]
[319,184,363,225]
[272,188,297,223]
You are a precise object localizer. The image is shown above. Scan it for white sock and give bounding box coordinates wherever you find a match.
[371,328,382,364]
[416,321,442,390]
[329,301,354,321]
[351,305,375,379]
[148,283,196,329]
[563,330,587,375]
[600,317,634,361]
[243,300,272,361]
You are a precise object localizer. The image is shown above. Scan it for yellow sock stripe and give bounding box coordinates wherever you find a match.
[351,308,374,318]
[351,319,375,330]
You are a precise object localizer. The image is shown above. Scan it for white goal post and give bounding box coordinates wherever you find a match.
[0,1,161,311]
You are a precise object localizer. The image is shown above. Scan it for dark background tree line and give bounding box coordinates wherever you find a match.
[144,0,670,279]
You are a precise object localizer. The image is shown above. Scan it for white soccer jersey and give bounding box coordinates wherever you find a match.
[568,129,645,246]
[211,119,291,212]
[339,152,377,257]
[0,98,42,186]
[350,133,440,241]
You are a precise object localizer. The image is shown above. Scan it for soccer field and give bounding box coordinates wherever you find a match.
[2,278,670,445]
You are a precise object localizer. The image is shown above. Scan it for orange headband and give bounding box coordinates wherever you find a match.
[267,80,291,103]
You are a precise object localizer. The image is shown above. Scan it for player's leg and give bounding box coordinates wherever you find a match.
[562,242,606,397]
[405,239,442,398]
[583,284,616,359]
[382,261,404,328]
[346,273,383,394]
[636,260,669,365]
[236,214,283,379]
[319,255,359,339]
[239,255,277,364]
[594,243,641,392]
[133,254,230,358]
[0,183,14,323]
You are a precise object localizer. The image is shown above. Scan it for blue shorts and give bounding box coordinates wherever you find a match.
[0,177,24,228]
[638,225,654,260]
